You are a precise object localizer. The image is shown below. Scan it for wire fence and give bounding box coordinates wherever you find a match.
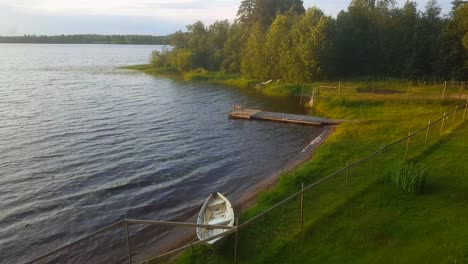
[25,101,467,264]
[299,80,467,105]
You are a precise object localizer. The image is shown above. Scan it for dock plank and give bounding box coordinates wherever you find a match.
[228,108,344,126]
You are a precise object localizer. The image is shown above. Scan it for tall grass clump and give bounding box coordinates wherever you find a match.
[389,162,429,194]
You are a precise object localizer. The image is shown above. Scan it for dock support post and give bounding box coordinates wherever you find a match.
[300,183,304,233]
[124,215,132,264]
[425,121,431,145]
[234,218,239,264]
[345,161,349,202]
[440,112,446,135]
[404,132,411,160]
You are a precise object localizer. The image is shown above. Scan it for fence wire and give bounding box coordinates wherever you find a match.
[26,101,467,264]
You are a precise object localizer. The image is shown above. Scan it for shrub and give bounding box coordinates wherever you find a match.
[169,50,195,72]
[389,161,429,194]
[149,48,171,68]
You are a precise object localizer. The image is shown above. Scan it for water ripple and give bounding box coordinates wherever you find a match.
[0,44,323,264]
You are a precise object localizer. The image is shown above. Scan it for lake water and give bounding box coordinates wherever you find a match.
[0,44,323,263]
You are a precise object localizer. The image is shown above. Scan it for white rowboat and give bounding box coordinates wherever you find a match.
[196,192,234,244]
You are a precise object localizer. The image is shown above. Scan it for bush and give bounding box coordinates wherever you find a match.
[169,50,195,72]
[389,161,429,194]
[150,48,171,68]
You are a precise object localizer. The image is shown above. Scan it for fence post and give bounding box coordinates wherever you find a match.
[406,81,411,103]
[458,82,463,103]
[404,132,411,160]
[378,147,382,176]
[464,100,467,120]
[442,81,447,102]
[124,215,132,264]
[338,81,341,95]
[234,218,239,264]
[440,112,446,135]
[300,183,304,234]
[345,161,349,201]
[452,106,458,128]
[425,120,431,145]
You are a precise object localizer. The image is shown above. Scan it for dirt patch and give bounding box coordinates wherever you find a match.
[356,88,405,94]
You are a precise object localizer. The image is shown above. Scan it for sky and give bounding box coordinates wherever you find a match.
[0,0,453,36]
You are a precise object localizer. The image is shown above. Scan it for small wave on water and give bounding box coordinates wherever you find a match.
[0,44,324,264]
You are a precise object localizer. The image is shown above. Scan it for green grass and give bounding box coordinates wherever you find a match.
[122,65,467,263]
[166,99,466,263]
[388,161,429,194]
[264,123,468,264]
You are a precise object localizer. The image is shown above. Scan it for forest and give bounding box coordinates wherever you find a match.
[151,0,468,81]
[0,34,167,45]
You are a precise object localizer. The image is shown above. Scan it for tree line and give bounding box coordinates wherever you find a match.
[151,0,467,81]
[0,34,167,45]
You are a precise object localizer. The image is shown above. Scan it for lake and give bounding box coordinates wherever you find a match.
[0,44,323,263]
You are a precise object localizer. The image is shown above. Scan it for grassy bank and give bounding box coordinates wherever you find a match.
[168,102,466,264]
[265,122,468,263]
[122,65,467,263]
[121,65,464,103]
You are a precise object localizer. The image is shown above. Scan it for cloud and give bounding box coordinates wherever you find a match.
[0,0,454,36]
[0,0,238,19]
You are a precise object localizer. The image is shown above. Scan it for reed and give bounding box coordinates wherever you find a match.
[389,161,429,194]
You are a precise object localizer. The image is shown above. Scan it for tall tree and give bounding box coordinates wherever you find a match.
[222,23,249,72]
[290,7,334,82]
[254,0,305,27]
[263,13,298,80]
[241,22,266,78]
[237,0,256,24]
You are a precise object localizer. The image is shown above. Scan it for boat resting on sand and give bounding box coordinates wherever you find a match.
[196,192,234,244]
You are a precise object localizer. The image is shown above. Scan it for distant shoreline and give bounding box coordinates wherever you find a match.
[0,34,168,45]
[0,42,164,45]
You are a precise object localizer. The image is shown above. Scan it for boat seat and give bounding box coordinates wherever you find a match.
[208,199,226,208]
[208,218,230,226]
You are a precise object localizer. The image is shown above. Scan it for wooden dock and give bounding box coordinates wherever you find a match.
[229,108,347,126]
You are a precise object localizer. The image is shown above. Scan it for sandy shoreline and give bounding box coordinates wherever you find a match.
[132,125,336,262]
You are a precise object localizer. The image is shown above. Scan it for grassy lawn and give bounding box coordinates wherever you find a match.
[169,98,466,264]
[124,65,467,264]
[265,122,468,264]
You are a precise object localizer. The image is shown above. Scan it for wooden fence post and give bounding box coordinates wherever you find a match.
[440,112,446,135]
[338,81,341,95]
[345,161,349,201]
[378,148,383,176]
[464,100,467,120]
[406,81,411,103]
[452,106,458,128]
[234,218,239,264]
[425,121,431,145]
[300,183,304,233]
[404,132,411,160]
[124,216,132,264]
[458,82,463,102]
[442,81,447,102]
